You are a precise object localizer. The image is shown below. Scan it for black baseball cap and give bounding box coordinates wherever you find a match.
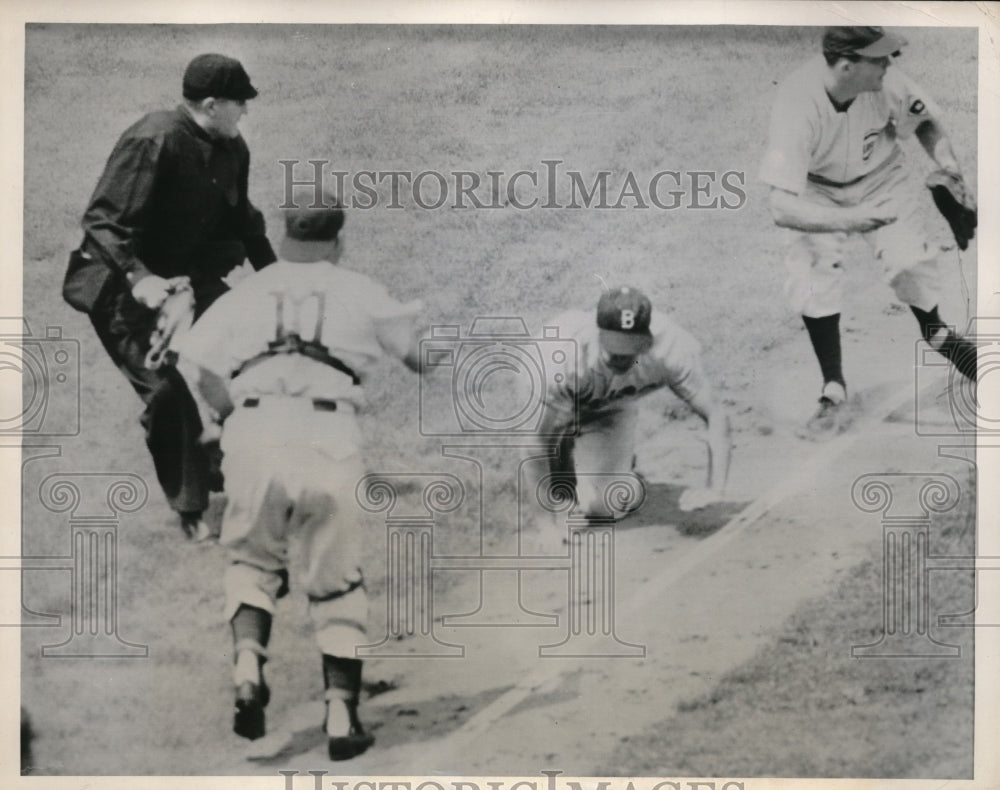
[822,26,907,59]
[182,53,258,102]
[596,286,654,355]
[280,195,345,261]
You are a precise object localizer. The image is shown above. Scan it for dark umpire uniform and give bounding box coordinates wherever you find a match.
[63,54,276,534]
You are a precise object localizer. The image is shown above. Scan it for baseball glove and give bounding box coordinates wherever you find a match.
[926,169,977,250]
[144,277,195,370]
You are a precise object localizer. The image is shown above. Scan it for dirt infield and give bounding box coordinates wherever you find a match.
[17,23,978,780]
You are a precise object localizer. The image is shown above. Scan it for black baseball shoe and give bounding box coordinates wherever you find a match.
[325,699,375,761]
[233,677,270,741]
[179,511,219,543]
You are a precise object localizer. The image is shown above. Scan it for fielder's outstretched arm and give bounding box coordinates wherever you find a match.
[767,186,898,234]
[675,372,732,512]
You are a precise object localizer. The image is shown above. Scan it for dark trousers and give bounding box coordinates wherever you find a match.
[88,281,215,515]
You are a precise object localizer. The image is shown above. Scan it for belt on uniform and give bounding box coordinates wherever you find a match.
[807,147,901,189]
[242,397,339,412]
[807,171,870,188]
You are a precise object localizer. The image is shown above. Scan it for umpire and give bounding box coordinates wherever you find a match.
[63,53,277,538]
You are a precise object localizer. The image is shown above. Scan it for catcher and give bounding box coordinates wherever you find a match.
[759,26,978,437]
[175,194,425,760]
[62,54,276,537]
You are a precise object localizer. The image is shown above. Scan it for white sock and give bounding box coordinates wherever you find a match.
[233,649,260,687]
[325,698,351,737]
[822,381,847,404]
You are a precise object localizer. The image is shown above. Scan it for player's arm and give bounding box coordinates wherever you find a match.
[915,119,962,175]
[767,186,897,234]
[678,382,732,511]
[175,356,235,437]
[661,346,731,511]
[372,296,426,373]
[82,135,178,308]
[886,69,963,176]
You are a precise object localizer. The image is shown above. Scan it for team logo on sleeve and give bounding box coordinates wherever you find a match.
[909,99,926,115]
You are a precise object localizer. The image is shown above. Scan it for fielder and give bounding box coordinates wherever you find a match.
[760,26,978,436]
[175,196,424,760]
[529,286,731,524]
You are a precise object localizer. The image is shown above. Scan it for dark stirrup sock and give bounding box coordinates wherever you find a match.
[802,314,846,390]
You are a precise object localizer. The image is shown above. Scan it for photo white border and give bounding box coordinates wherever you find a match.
[2,1,997,788]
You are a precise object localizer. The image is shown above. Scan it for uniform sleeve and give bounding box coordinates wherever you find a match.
[758,84,814,194]
[655,329,711,408]
[235,143,277,270]
[81,134,162,282]
[884,68,943,139]
[364,280,423,362]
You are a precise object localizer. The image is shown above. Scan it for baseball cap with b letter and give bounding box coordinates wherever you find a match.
[182,53,259,102]
[822,26,907,59]
[596,286,654,355]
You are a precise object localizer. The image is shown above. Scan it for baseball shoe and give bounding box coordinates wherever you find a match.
[325,698,375,761]
[179,511,219,543]
[800,382,849,439]
[233,677,270,741]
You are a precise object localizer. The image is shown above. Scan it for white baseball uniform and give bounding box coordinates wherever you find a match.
[537,309,711,518]
[760,57,945,316]
[176,259,420,657]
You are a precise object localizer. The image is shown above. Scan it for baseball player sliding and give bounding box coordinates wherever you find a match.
[175,195,424,760]
[760,26,978,436]
[529,286,732,526]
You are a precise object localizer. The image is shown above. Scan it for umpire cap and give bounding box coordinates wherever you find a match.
[183,54,258,101]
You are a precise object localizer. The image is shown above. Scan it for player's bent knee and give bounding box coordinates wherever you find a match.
[310,584,369,655]
[314,621,368,658]
[886,260,941,313]
[224,563,282,621]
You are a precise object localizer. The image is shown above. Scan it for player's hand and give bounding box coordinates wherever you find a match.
[850,196,898,232]
[131,274,174,309]
[678,486,723,512]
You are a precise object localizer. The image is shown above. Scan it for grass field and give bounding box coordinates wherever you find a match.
[17,22,979,779]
